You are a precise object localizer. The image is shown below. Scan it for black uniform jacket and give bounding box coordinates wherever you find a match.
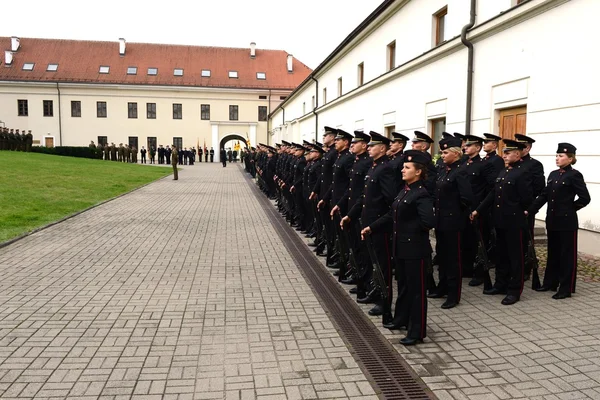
[370,181,435,260]
[388,151,404,193]
[307,159,322,196]
[435,160,473,231]
[324,149,354,205]
[338,152,371,216]
[482,151,505,185]
[477,160,533,230]
[314,147,337,197]
[463,155,495,207]
[348,155,396,227]
[521,154,545,197]
[292,156,307,189]
[529,166,591,231]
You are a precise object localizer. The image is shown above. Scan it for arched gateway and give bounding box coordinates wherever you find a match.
[219,134,249,152]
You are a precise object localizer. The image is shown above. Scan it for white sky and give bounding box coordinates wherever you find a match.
[0,0,382,69]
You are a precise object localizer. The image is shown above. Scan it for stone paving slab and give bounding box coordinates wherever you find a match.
[0,164,378,400]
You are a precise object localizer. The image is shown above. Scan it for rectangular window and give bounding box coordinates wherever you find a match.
[147,67,158,75]
[279,96,287,100]
[258,106,268,121]
[22,63,35,71]
[147,103,156,119]
[147,137,157,150]
[173,104,182,119]
[173,137,183,149]
[18,99,28,116]
[229,71,238,78]
[259,95,267,100]
[387,41,396,71]
[357,62,364,86]
[434,7,448,46]
[430,117,447,154]
[71,101,81,117]
[127,67,137,75]
[174,68,183,76]
[128,102,138,119]
[384,125,395,138]
[337,77,343,97]
[201,69,211,77]
[256,72,266,80]
[43,100,54,117]
[99,66,110,74]
[323,88,327,104]
[201,104,210,120]
[128,136,138,149]
[97,101,107,118]
[98,136,108,146]
[229,105,239,121]
[47,64,58,72]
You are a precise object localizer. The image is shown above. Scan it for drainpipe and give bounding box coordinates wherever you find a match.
[461,0,476,136]
[56,82,63,146]
[311,76,319,142]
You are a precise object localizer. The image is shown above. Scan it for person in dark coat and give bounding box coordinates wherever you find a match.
[429,137,473,309]
[363,150,435,346]
[140,146,147,164]
[528,143,590,299]
[388,132,409,193]
[210,147,215,162]
[220,148,227,167]
[198,147,203,162]
[472,139,534,306]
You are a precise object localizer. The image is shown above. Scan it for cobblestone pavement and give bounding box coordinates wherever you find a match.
[0,164,378,400]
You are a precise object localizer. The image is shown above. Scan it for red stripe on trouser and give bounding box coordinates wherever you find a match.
[571,231,577,293]
[457,232,462,302]
[420,259,425,339]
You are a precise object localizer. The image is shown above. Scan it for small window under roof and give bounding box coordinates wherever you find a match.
[99,66,110,74]
[47,64,58,72]
[174,68,184,76]
[201,69,211,77]
[229,71,238,79]
[127,67,137,75]
[256,72,266,80]
[148,67,158,75]
[22,63,35,71]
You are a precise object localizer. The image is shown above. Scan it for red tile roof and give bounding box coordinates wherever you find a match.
[0,37,312,90]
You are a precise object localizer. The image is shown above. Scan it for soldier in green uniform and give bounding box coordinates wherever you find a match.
[110,143,117,161]
[25,130,33,152]
[131,146,138,163]
[172,145,179,180]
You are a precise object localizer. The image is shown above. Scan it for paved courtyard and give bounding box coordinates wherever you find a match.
[1,162,600,399]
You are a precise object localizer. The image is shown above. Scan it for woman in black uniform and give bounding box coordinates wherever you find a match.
[361,150,435,346]
[429,137,473,309]
[528,143,590,299]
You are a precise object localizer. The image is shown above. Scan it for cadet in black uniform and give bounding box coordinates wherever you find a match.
[528,143,590,299]
[482,134,505,178]
[311,127,339,261]
[430,137,473,309]
[453,132,470,165]
[345,131,396,317]
[472,139,533,305]
[411,131,437,197]
[388,132,409,192]
[363,150,435,345]
[461,135,495,285]
[290,143,307,231]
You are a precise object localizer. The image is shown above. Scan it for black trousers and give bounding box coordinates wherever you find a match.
[294,188,305,227]
[141,154,146,164]
[545,230,578,294]
[365,231,393,306]
[222,159,227,167]
[524,216,537,275]
[462,220,478,277]
[210,155,214,162]
[495,228,525,297]
[320,203,334,250]
[394,258,427,340]
[436,230,463,304]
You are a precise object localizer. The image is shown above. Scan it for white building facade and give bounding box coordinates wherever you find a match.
[269,0,600,253]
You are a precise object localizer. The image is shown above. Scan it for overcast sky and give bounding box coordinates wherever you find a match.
[1,0,382,69]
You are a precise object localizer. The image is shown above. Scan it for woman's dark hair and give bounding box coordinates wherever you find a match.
[412,162,428,181]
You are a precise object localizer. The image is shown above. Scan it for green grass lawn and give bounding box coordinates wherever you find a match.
[0,151,172,242]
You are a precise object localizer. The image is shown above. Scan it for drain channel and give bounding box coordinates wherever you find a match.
[245,173,435,400]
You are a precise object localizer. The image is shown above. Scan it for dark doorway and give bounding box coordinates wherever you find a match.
[173,137,183,149]
[98,136,108,146]
[147,137,157,151]
[128,136,138,149]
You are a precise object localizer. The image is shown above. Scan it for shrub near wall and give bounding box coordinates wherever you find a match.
[31,146,103,160]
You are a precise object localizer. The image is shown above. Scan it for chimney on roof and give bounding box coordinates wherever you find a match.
[287,54,293,73]
[11,37,20,52]
[250,42,256,58]
[119,38,126,56]
[4,51,13,66]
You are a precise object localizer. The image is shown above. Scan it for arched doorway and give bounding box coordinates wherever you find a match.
[219,134,249,164]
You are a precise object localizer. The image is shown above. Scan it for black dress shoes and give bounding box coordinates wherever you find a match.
[333,270,340,276]
[368,305,383,316]
[308,241,318,247]
[341,278,356,285]
[483,287,507,295]
[400,337,423,346]
[535,285,557,292]
[552,292,571,300]
[441,300,457,309]
[427,291,447,299]
[357,294,377,304]
[501,295,519,305]
[468,278,483,287]
[349,287,358,294]
[383,322,406,330]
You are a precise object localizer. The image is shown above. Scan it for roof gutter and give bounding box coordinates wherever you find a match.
[461,0,477,136]
[311,76,319,142]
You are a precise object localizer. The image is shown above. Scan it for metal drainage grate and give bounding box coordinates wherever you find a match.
[245,173,435,400]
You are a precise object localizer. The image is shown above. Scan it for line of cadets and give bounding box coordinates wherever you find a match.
[251,128,590,346]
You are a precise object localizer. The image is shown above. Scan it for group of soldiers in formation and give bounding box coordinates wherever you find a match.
[89,141,220,165]
[247,127,591,346]
[0,128,34,152]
